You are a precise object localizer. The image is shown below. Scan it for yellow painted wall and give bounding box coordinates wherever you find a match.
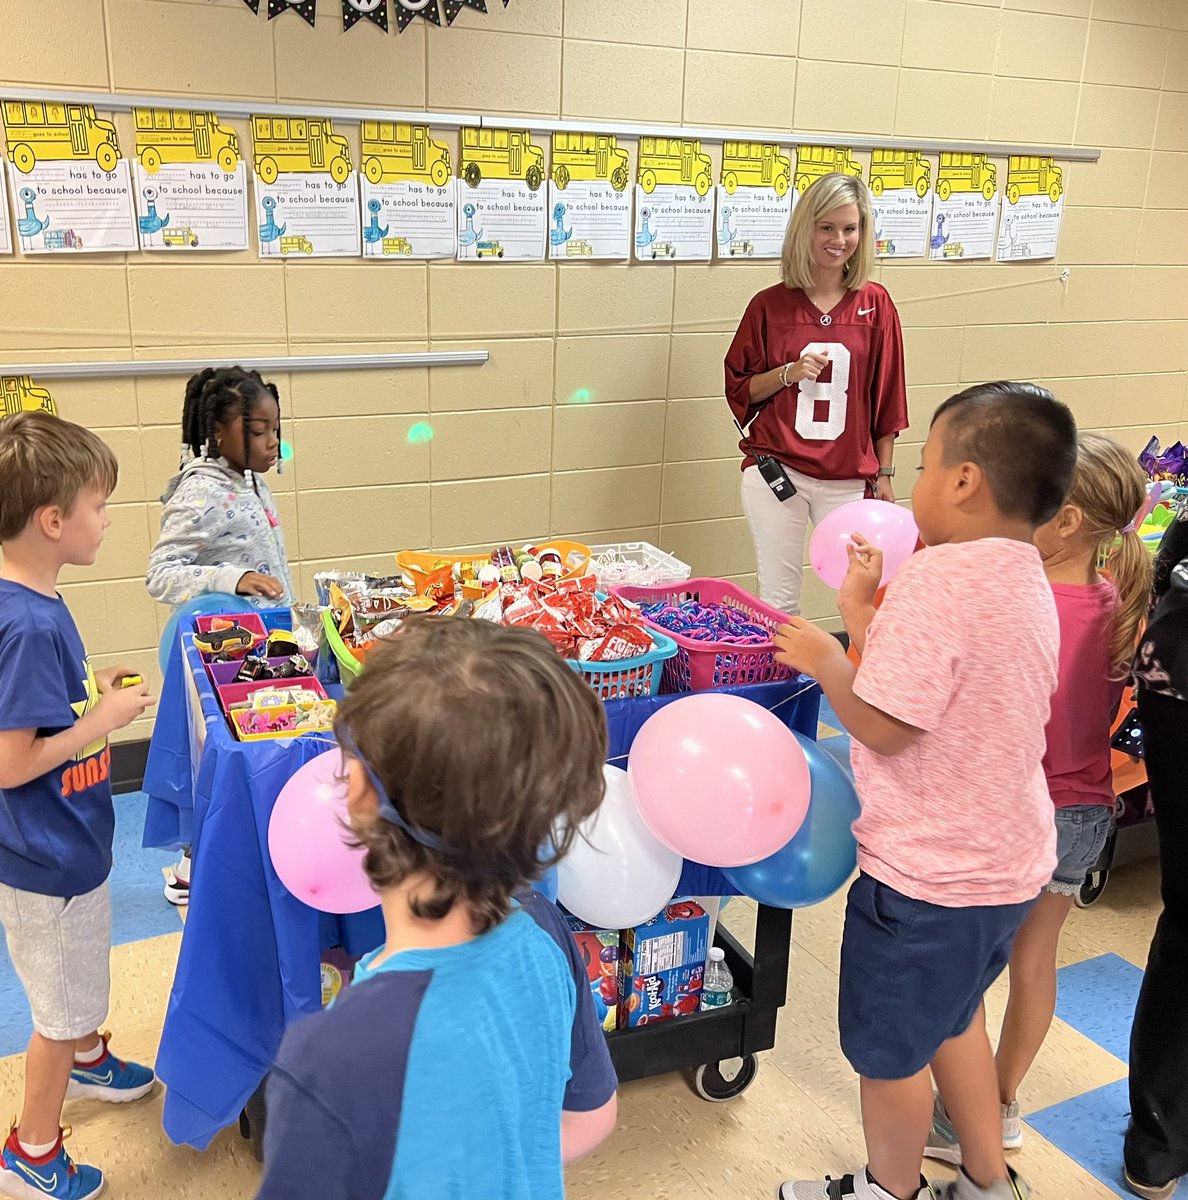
[1,0,1186,745]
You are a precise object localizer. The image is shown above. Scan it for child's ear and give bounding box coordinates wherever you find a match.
[34,504,64,541]
[952,460,983,507]
[344,757,379,825]
[1055,503,1084,540]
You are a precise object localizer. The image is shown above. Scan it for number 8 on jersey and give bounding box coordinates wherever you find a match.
[794,341,851,442]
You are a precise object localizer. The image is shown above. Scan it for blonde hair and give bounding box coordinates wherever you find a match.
[1065,432,1154,677]
[781,172,874,292]
[0,411,118,541]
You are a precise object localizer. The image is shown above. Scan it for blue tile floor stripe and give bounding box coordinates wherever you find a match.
[1030,1079,1186,1198]
[1054,953,1145,1065]
[0,791,180,1059]
[816,697,853,773]
[110,791,183,948]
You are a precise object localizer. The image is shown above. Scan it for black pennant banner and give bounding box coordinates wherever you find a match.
[268,0,317,24]
[248,0,508,29]
[343,0,388,30]
[393,0,441,30]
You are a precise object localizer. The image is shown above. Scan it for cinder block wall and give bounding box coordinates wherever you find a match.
[2,0,1185,743]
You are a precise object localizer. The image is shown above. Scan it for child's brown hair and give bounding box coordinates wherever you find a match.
[334,617,608,934]
[1064,431,1154,676]
[0,411,118,541]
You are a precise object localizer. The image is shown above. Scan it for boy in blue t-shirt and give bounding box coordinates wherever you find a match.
[257,619,619,1199]
[0,411,156,1200]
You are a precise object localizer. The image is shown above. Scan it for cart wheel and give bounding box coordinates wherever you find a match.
[693,1054,758,1102]
[1076,869,1109,908]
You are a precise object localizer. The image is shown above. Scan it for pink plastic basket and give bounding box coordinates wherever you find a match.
[611,578,793,692]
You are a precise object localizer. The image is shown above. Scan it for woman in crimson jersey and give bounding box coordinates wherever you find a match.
[725,173,908,616]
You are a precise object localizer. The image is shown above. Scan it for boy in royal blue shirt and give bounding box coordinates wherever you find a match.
[257,618,619,1199]
[0,411,156,1200]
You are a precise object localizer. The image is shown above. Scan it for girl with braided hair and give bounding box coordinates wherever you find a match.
[146,366,293,905]
[146,366,293,608]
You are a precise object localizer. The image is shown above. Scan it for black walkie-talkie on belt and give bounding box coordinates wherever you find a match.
[734,416,797,503]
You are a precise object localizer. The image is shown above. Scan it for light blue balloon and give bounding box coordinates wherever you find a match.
[158,593,255,675]
[722,731,860,909]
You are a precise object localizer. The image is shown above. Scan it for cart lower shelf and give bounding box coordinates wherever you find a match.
[239,902,794,1160]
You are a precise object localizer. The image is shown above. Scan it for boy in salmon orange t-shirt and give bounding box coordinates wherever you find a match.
[774,382,1078,1200]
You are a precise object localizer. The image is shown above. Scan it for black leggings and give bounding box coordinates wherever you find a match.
[1125,689,1188,1185]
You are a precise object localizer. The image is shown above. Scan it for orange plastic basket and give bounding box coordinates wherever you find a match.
[395,540,592,599]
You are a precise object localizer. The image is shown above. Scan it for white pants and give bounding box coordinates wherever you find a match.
[741,465,865,616]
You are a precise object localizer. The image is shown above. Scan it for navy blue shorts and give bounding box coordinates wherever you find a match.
[839,872,1036,1080]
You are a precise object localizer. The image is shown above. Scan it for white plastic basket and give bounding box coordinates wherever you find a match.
[584,542,692,589]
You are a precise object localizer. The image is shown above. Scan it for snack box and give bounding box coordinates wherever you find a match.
[619,899,710,1028]
[193,613,268,662]
[217,676,331,740]
[563,913,621,1033]
[206,651,319,689]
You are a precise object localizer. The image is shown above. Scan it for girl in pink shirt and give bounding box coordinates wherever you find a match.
[927,432,1154,1166]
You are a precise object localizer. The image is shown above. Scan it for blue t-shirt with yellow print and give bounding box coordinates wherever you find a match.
[0,580,114,897]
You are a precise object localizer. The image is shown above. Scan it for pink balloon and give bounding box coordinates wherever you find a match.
[268,748,378,914]
[809,499,919,590]
[627,694,810,868]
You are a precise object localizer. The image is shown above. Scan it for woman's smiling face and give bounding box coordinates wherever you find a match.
[811,203,861,273]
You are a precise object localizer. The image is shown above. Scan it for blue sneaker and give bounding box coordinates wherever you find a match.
[65,1034,155,1104]
[0,1125,104,1198]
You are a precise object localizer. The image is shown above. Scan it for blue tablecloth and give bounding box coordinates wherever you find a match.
[143,638,819,1148]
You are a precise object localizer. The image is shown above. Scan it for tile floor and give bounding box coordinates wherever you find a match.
[0,706,1174,1198]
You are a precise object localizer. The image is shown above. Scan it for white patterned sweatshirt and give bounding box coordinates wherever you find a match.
[146,456,295,607]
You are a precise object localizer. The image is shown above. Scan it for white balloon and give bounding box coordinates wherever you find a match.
[556,764,683,931]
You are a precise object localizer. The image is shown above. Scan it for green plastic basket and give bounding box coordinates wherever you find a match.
[321,607,363,683]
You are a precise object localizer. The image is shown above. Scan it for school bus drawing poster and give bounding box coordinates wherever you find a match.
[713,143,793,260]
[251,112,361,258]
[633,136,715,262]
[995,156,1065,262]
[358,123,455,259]
[129,107,249,252]
[547,132,631,260]
[3,100,138,253]
[868,149,934,259]
[930,152,1002,262]
[456,128,548,263]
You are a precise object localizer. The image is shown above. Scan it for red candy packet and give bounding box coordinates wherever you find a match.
[491,575,652,661]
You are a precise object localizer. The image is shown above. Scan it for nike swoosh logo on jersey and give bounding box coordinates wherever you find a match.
[858,307,876,316]
[73,1067,115,1085]
[13,1159,59,1192]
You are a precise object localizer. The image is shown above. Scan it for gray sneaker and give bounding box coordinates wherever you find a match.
[778,1168,936,1199]
[924,1096,1025,1165]
[924,1094,962,1165]
[934,1166,1030,1199]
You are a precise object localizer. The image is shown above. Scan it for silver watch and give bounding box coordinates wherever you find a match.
[877,466,896,478]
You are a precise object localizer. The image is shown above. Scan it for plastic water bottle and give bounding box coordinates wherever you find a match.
[700,947,733,1011]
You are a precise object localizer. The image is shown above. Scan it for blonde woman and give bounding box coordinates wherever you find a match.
[725,173,908,615]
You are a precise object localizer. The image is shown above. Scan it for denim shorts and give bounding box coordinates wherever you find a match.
[1048,804,1114,896]
[838,872,1035,1080]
